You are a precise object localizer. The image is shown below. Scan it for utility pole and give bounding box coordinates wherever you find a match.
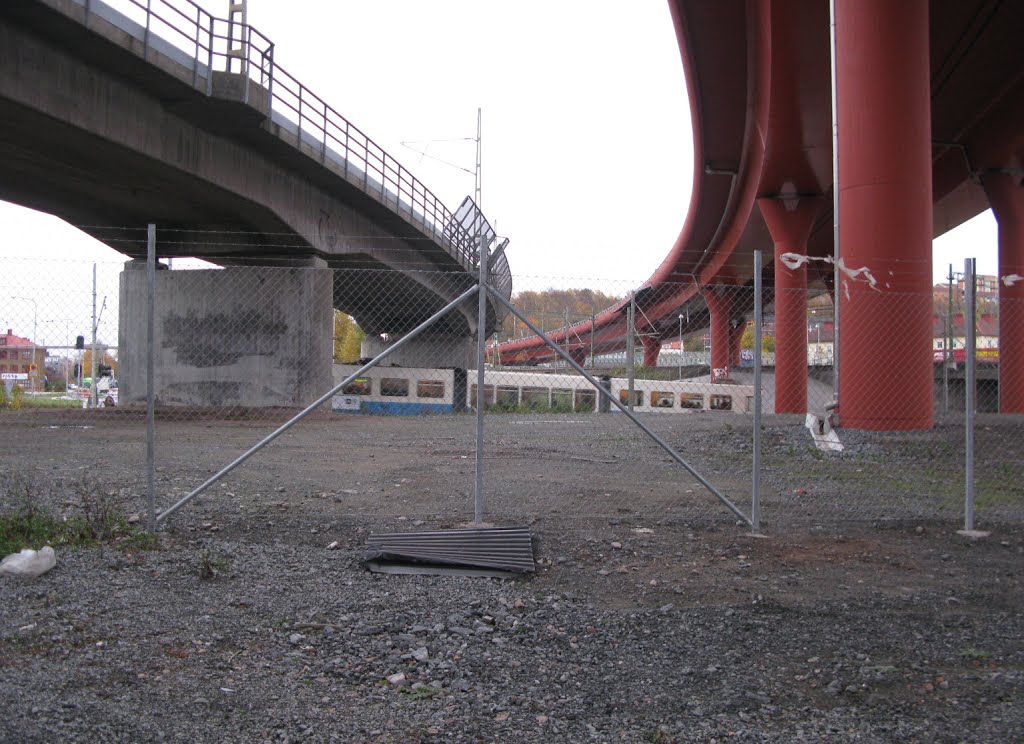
[678,313,684,380]
[590,313,595,369]
[945,263,953,414]
[564,307,570,368]
[91,264,98,407]
[472,107,486,525]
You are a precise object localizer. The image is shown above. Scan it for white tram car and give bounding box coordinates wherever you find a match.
[332,365,753,415]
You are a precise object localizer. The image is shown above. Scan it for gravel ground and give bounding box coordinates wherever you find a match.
[1,410,1022,742]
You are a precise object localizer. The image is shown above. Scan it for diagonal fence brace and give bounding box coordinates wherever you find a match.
[155,283,481,525]
[487,285,754,529]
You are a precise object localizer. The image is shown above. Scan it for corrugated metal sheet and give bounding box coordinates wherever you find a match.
[363,526,535,578]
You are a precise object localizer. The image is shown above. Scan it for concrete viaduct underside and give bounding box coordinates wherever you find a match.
[0,0,510,406]
[499,0,1024,430]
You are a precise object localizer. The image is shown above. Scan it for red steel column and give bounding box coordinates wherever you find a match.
[568,347,589,368]
[730,319,745,367]
[759,199,819,413]
[836,0,933,430]
[641,335,661,368]
[704,288,733,382]
[984,172,1024,413]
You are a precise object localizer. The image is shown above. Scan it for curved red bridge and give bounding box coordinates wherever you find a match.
[498,0,1024,430]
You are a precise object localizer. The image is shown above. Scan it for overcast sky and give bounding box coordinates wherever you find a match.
[0,0,1001,323]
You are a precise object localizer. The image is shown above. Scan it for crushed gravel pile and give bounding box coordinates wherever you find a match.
[2,522,1022,743]
[1,413,1022,741]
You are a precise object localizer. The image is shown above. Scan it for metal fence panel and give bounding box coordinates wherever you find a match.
[1,245,1021,532]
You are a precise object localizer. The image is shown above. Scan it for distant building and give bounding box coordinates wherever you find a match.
[0,328,47,391]
[933,314,999,362]
[935,274,1000,303]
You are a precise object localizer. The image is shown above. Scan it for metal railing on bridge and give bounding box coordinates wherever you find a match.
[68,0,506,288]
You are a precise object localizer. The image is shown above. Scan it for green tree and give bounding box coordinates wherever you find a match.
[683,334,706,352]
[9,384,24,410]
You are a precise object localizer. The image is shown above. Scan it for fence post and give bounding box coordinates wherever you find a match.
[627,292,636,411]
[944,263,953,415]
[90,265,98,408]
[752,250,763,533]
[964,257,976,532]
[473,238,488,525]
[146,225,157,532]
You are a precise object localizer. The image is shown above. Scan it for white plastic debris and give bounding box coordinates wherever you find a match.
[0,547,57,578]
[805,413,844,453]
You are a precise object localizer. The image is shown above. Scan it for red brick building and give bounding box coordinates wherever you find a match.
[0,328,46,392]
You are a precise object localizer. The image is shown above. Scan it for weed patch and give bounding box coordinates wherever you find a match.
[0,474,157,556]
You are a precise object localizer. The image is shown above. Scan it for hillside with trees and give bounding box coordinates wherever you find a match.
[499,288,623,340]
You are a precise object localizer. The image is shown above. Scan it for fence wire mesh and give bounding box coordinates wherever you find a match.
[1,244,1021,534]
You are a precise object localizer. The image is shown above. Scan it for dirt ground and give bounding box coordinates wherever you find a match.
[3,408,1022,608]
[2,409,1022,741]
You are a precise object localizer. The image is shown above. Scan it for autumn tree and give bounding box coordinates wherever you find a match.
[740,324,775,352]
[80,349,118,378]
[503,288,623,340]
[334,311,365,363]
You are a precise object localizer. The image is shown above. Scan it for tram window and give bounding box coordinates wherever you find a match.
[574,389,597,412]
[380,377,409,397]
[522,387,550,409]
[495,386,519,408]
[551,388,573,410]
[680,393,704,409]
[470,384,495,404]
[343,377,372,395]
[619,389,644,406]
[651,391,675,408]
[709,394,733,411]
[417,380,445,398]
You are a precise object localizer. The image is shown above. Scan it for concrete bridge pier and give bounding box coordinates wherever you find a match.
[361,332,476,370]
[118,261,334,407]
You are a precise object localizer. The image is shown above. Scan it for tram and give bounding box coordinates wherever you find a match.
[331,365,754,415]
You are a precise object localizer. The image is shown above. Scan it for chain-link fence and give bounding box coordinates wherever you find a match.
[1,242,1021,534]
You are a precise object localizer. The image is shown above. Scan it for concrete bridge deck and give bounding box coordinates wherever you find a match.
[0,0,511,339]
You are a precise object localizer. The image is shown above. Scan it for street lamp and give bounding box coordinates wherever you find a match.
[11,296,37,392]
[678,314,684,380]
